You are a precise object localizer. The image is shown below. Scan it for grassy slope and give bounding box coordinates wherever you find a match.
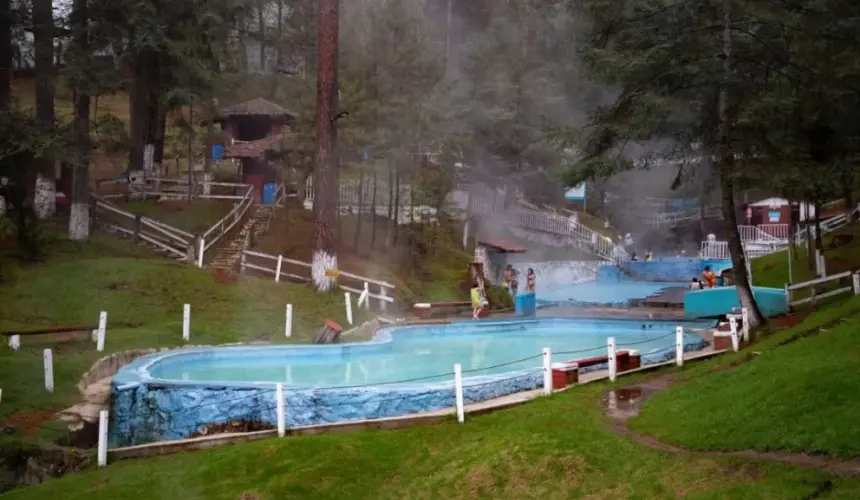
[631,295,860,458]
[0,228,369,426]
[6,381,860,500]
[119,200,234,234]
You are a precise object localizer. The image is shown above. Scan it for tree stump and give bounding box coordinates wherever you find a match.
[313,319,343,344]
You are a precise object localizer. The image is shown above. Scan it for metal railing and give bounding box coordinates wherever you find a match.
[738,225,787,243]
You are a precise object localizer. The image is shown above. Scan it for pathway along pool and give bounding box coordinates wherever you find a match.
[110,317,714,446]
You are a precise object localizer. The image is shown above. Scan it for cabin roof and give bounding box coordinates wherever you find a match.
[218,97,296,119]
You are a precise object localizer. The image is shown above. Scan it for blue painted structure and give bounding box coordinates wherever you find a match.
[262,183,277,205]
[212,144,224,161]
[684,286,789,318]
[514,292,536,316]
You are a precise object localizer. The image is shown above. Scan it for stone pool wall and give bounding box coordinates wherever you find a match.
[109,371,543,447]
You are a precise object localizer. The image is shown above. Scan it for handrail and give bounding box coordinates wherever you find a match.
[241,249,395,291]
[787,270,854,291]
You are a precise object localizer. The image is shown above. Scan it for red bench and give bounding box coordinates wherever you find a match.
[566,349,641,372]
[413,302,489,319]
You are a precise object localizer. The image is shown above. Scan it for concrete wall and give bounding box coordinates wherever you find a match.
[615,258,733,283]
[684,286,788,318]
[507,261,602,289]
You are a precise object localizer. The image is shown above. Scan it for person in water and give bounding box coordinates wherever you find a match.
[526,268,536,292]
[701,266,718,288]
[645,249,653,261]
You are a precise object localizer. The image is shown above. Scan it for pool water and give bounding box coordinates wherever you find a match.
[144,318,713,388]
[536,281,688,306]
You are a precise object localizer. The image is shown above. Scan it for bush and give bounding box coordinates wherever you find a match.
[486,284,513,310]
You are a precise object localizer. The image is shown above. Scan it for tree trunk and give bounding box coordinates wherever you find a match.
[275,0,284,69]
[806,202,815,270]
[0,0,11,109]
[129,50,160,174]
[814,201,823,251]
[311,0,339,292]
[393,171,401,246]
[369,168,378,251]
[718,0,765,329]
[354,169,364,255]
[385,157,395,248]
[842,169,855,222]
[187,103,194,203]
[33,0,56,220]
[257,0,266,72]
[69,0,90,241]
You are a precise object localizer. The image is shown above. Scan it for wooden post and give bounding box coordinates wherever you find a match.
[133,214,142,240]
[44,349,54,392]
[676,326,684,366]
[97,311,107,352]
[607,337,617,382]
[542,348,552,396]
[285,304,293,338]
[183,304,191,341]
[276,383,286,437]
[97,410,108,467]
[454,363,464,423]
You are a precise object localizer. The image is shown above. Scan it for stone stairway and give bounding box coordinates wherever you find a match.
[208,204,274,273]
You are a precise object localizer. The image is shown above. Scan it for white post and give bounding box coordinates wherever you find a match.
[542,348,552,396]
[784,283,790,307]
[97,409,108,467]
[0,389,3,404]
[787,244,793,284]
[344,292,353,325]
[853,273,860,295]
[741,308,750,342]
[379,285,388,312]
[276,383,286,438]
[275,255,283,283]
[97,311,107,352]
[819,253,826,277]
[462,219,470,250]
[454,363,464,424]
[675,326,684,367]
[363,282,370,310]
[43,348,54,392]
[182,304,191,341]
[607,337,617,382]
[729,316,739,352]
[8,335,20,351]
[285,304,293,338]
[197,238,204,268]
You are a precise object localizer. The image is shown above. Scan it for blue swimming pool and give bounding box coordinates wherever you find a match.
[110,317,713,446]
[536,281,688,307]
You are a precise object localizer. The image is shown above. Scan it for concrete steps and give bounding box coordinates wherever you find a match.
[207,205,273,273]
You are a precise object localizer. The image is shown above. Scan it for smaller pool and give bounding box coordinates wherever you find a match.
[537,281,688,307]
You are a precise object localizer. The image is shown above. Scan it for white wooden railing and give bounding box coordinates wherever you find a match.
[738,225,787,243]
[199,185,256,263]
[91,195,193,261]
[785,270,860,307]
[240,249,396,309]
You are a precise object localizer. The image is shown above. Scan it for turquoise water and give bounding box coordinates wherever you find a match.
[537,281,688,306]
[145,318,713,388]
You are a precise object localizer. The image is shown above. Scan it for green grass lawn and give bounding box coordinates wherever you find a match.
[6,380,860,500]
[0,234,371,429]
[119,199,234,234]
[630,294,860,459]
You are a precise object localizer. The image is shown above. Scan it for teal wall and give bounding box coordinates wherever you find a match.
[684,286,788,318]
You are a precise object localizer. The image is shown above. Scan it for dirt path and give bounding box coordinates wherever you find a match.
[603,374,860,477]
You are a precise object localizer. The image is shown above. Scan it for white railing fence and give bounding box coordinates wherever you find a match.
[199,185,256,263]
[240,249,395,310]
[91,195,195,262]
[785,270,860,307]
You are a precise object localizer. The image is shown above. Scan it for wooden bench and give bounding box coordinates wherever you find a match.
[413,302,489,319]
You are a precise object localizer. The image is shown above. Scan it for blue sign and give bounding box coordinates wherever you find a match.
[212,144,225,161]
[564,183,586,201]
[262,183,277,205]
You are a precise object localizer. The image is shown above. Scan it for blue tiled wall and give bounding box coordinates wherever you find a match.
[684,286,788,318]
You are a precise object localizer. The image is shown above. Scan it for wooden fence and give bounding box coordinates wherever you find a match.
[199,185,256,263]
[240,249,396,309]
[785,270,860,307]
[92,195,195,261]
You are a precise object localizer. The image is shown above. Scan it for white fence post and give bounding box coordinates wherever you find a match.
[729,317,739,352]
[97,311,107,352]
[344,292,353,325]
[97,409,108,467]
[363,282,370,310]
[275,255,283,283]
[8,334,20,351]
[607,337,617,382]
[285,304,293,338]
[542,347,552,395]
[276,383,286,438]
[784,283,791,307]
[196,237,204,268]
[854,273,860,295]
[454,363,465,424]
[379,285,388,312]
[0,388,3,404]
[675,326,684,367]
[741,308,750,342]
[182,304,191,341]
[43,348,54,392]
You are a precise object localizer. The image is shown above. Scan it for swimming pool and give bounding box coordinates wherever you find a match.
[536,281,688,307]
[110,317,713,446]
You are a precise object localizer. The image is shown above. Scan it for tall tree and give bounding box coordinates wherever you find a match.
[311,0,340,291]
[32,0,55,219]
[0,0,10,109]
[68,0,91,240]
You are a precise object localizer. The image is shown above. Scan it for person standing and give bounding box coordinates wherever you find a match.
[526,268,536,292]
